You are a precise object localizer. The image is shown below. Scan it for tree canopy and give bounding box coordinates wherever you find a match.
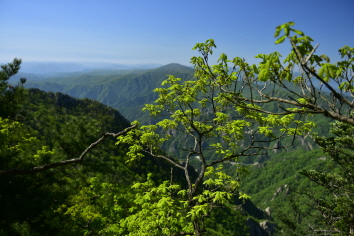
[0,59,137,176]
[117,22,353,235]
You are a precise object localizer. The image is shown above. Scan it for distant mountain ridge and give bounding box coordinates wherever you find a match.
[17,61,164,74]
[24,63,195,121]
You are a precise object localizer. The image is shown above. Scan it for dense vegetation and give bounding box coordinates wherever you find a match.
[0,63,181,234]
[2,22,353,235]
[1,60,257,235]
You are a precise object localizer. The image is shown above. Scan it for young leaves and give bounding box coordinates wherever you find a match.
[274,22,304,44]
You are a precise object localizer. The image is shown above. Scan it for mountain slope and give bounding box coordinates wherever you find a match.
[0,87,273,235]
[0,88,186,235]
[25,63,195,122]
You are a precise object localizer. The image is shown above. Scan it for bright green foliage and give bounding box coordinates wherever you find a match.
[119,174,192,235]
[116,30,318,235]
[0,118,45,169]
[0,60,179,235]
[115,165,246,236]
[0,90,168,235]
[2,22,353,235]
[116,22,353,235]
[232,22,353,235]
[51,177,132,235]
[210,22,354,129]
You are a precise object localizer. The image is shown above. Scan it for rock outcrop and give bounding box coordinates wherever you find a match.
[247,218,276,236]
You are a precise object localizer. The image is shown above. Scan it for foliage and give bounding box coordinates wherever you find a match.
[279,121,354,235]
[2,21,353,235]
[0,84,148,234]
[116,29,318,234]
[119,21,352,235]
[0,58,27,119]
[119,173,192,235]
[0,82,188,235]
[221,22,353,235]
[234,22,353,125]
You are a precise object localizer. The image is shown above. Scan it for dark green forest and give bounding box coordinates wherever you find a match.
[2,22,354,235]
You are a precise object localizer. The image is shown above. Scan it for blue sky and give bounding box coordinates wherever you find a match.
[1,0,353,66]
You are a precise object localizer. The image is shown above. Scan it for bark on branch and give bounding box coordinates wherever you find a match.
[0,124,137,176]
[228,93,354,126]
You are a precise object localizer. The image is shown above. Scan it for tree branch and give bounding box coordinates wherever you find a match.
[227,92,354,126]
[0,124,137,176]
[288,36,354,109]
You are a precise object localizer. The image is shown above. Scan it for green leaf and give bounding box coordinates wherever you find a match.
[274,26,282,38]
[292,29,304,36]
[275,35,287,44]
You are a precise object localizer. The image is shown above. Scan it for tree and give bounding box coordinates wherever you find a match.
[0,58,27,119]
[3,20,353,234]
[278,121,354,235]
[185,22,354,235]
[0,59,137,176]
[0,70,140,234]
[302,121,354,234]
[116,35,315,235]
[191,22,354,235]
[117,22,353,235]
[200,22,353,126]
[0,121,136,176]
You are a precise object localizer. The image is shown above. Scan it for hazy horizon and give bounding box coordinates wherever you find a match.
[1,0,353,66]
[6,60,174,74]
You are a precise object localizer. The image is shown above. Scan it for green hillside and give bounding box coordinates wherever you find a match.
[240,149,331,223]
[0,86,185,234]
[7,44,352,235]
[25,63,195,122]
[5,20,353,235]
[2,85,274,235]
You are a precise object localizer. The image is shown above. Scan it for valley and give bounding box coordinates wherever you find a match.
[18,62,334,234]
[3,29,353,234]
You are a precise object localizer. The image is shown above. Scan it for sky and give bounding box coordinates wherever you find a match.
[1,0,354,66]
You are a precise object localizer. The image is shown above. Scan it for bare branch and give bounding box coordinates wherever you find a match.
[142,150,185,170]
[288,36,354,109]
[303,43,320,64]
[0,124,137,176]
[227,92,354,126]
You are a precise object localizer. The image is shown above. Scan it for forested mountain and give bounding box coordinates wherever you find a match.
[1,87,268,235]
[0,88,184,234]
[24,63,195,122]
[3,22,353,235]
[22,61,335,235]
[16,61,162,74]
